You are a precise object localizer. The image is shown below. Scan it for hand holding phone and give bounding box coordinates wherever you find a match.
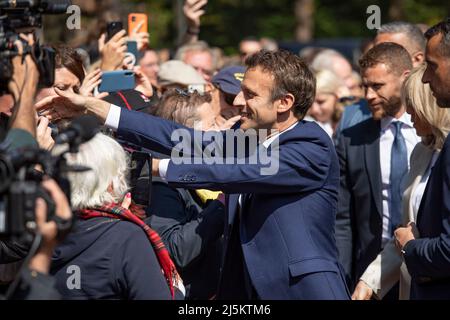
[98,70,136,93]
[128,13,148,36]
[106,21,124,42]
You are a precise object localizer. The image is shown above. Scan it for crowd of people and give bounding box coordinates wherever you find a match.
[1,0,450,300]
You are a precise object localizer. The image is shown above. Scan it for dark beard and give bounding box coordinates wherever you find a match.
[383,95,403,117]
[436,97,450,108]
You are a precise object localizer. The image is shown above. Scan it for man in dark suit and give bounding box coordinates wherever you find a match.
[38,50,350,299]
[395,18,450,300]
[336,43,419,292]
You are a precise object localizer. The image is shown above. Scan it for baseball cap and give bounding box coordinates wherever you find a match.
[211,66,246,95]
[158,60,206,87]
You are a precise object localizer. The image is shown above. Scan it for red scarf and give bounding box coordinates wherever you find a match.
[78,203,180,299]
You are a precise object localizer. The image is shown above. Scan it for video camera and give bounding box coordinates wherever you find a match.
[0,0,72,94]
[0,115,99,244]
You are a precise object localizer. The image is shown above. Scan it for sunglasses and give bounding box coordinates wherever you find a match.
[222,91,236,105]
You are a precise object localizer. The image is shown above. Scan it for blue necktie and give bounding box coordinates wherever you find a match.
[389,121,408,235]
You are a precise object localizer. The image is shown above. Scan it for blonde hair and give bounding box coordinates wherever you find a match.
[63,133,129,210]
[315,69,341,95]
[402,65,450,150]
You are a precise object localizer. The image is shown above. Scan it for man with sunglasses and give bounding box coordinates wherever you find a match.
[210,66,246,126]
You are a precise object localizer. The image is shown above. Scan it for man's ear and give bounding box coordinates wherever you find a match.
[400,69,411,83]
[413,52,425,65]
[277,93,295,113]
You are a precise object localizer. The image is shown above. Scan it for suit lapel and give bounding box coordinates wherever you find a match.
[364,119,383,217]
[227,194,240,226]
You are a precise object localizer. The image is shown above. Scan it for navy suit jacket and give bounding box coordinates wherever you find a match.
[403,135,450,299]
[335,118,384,287]
[116,109,350,299]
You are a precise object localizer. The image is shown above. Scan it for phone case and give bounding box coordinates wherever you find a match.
[128,13,148,35]
[98,70,135,93]
[107,21,123,42]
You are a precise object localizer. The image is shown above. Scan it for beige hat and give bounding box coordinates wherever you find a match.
[158,60,206,87]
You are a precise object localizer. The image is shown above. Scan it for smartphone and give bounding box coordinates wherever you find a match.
[98,70,135,93]
[126,40,141,65]
[128,13,148,36]
[106,21,123,42]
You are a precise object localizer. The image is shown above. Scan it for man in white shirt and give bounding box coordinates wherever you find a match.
[335,42,420,297]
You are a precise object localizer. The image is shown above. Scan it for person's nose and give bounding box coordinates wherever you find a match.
[233,91,245,109]
[365,87,377,101]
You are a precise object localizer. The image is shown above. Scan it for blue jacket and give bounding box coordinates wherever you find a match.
[50,217,172,299]
[404,135,450,299]
[116,109,350,300]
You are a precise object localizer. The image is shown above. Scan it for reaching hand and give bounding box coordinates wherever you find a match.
[36,116,55,150]
[35,88,109,122]
[99,30,127,71]
[183,0,208,29]
[80,68,102,97]
[134,66,153,97]
[8,34,39,101]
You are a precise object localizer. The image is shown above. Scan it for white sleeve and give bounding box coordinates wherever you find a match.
[104,104,122,130]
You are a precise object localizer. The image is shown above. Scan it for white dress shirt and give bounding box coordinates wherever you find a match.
[379,113,420,245]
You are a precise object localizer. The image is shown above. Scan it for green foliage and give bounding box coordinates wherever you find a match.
[44,0,450,53]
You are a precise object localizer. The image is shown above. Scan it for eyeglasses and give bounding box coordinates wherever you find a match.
[175,88,191,97]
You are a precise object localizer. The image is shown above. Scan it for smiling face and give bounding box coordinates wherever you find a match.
[233,66,279,131]
[422,33,450,108]
[362,63,406,120]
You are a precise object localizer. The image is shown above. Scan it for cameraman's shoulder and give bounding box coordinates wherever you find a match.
[1,128,38,152]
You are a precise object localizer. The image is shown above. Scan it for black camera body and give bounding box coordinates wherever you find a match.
[0,0,72,94]
[0,147,64,243]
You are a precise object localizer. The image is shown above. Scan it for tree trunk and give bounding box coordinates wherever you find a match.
[295,0,314,42]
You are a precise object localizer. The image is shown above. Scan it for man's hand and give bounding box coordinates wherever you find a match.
[36,88,109,123]
[80,68,102,97]
[7,34,39,101]
[215,115,241,130]
[129,21,150,52]
[134,66,153,97]
[36,116,55,150]
[99,30,127,71]
[29,179,72,274]
[394,222,417,251]
[184,0,207,30]
[352,280,373,300]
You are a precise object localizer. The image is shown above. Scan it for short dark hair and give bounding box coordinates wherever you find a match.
[245,49,316,120]
[359,42,413,75]
[424,17,450,56]
[53,45,85,84]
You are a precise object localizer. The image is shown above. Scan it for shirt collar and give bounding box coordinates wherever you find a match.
[262,121,299,148]
[380,112,414,131]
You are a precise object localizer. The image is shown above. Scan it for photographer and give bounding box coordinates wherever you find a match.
[0,34,73,299]
[1,34,39,151]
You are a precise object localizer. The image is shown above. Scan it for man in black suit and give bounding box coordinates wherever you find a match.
[394,18,450,299]
[336,43,419,291]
